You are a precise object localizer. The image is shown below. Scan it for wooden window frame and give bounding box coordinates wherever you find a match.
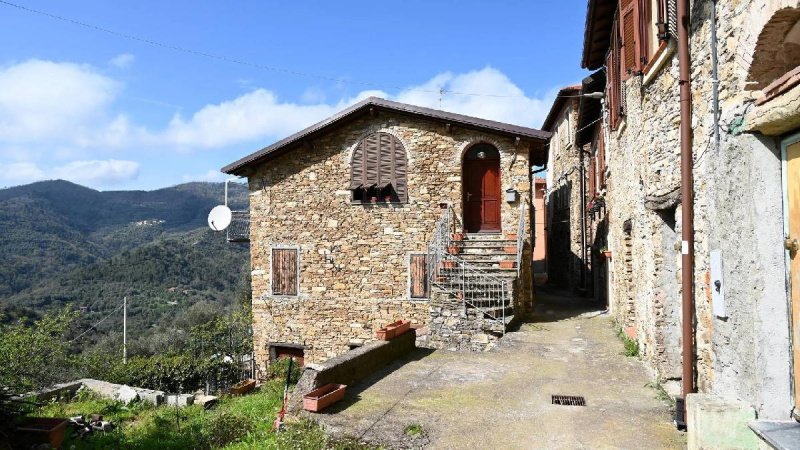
[271,245,300,297]
[407,252,430,300]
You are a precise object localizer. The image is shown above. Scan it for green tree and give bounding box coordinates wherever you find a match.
[0,308,78,394]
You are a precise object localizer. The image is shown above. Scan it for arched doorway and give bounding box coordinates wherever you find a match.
[462,143,501,233]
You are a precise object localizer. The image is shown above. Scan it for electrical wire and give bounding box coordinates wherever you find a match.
[0,0,561,100]
[68,303,124,344]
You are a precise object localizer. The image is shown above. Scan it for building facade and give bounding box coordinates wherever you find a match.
[222,97,548,368]
[577,0,800,444]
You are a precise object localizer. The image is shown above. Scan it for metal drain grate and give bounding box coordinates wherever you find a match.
[551,395,586,406]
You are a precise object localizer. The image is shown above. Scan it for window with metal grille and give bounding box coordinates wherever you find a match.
[272,247,299,296]
[350,132,408,203]
[408,253,429,299]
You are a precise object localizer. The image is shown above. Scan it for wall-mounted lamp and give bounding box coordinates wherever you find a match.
[505,188,518,203]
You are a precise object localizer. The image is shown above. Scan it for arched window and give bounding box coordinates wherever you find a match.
[349,132,408,203]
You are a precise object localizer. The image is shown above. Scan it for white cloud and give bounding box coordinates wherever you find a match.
[0,59,119,145]
[109,53,135,69]
[182,169,224,183]
[155,67,553,150]
[51,159,139,185]
[0,161,45,183]
[0,159,139,187]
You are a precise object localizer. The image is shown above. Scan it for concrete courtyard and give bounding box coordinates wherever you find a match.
[310,291,686,449]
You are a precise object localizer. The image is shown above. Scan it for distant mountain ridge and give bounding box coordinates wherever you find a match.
[0,179,248,299]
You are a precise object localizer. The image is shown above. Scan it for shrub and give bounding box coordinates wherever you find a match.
[266,357,302,384]
[104,354,240,393]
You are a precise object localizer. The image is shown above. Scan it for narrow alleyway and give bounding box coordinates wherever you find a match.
[313,291,685,449]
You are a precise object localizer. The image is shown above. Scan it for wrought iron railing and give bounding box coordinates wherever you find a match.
[227,211,250,243]
[516,202,526,275]
[426,207,511,330]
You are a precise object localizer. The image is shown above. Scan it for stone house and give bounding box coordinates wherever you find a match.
[576,0,800,445]
[222,97,549,368]
[542,85,588,293]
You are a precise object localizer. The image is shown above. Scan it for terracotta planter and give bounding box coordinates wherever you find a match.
[506,233,518,241]
[601,250,612,259]
[451,232,465,241]
[447,245,461,255]
[499,260,516,269]
[230,379,256,395]
[503,246,517,254]
[303,384,347,412]
[440,260,457,269]
[386,320,411,338]
[370,197,378,204]
[435,275,447,283]
[15,417,68,450]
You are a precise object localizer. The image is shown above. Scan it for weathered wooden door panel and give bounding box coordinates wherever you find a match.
[463,145,501,233]
[787,139,800,412]
[409,254,429,298]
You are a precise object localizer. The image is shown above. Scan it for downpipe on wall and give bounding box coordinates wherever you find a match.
[676,0,696,430]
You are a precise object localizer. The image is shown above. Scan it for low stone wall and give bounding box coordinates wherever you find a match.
[32,378,165,405]
[288,329,416,413]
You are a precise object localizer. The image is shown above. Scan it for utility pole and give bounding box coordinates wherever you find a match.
[123,296,127,364]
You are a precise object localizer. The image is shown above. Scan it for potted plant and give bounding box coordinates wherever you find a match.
[499,260,516,269]
[303,384,347,412]
[506,233,517,241]
[230,379,256,395]
[447,244,461,255]
[15,417,69,450]
[435,275,448,283]
[503,245,517,254]
[451,232,465,241]
[370,196,378,204]
[440,260,457,269]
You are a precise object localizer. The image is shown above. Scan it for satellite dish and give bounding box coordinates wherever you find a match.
[208,205,232,231]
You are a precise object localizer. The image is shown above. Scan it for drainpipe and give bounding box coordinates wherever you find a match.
[677,0,695,423]
[711,0,720,154]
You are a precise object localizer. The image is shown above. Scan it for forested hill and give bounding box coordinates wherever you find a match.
[0,179,248,296]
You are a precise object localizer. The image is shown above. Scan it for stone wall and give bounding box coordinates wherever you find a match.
[600,0,797,419]
[546,98,585,291]
[246,110,534,367]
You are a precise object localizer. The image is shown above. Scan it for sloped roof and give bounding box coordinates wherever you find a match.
[222,97,551,175]
[541,85,582,132]
[581,0,616,69]
[576,69,606,146]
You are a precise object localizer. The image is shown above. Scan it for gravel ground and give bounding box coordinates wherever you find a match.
[310,291,686,449]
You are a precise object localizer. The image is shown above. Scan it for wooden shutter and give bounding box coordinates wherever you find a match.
[349,132,408,202]
[409,254,429,298]
[619,0,643,79]
[597,130,606,187]
[272,248,298,296]
[588,156,597,197]
[607,16,623,129]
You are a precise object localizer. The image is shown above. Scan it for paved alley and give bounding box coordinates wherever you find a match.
[312,291,686,449]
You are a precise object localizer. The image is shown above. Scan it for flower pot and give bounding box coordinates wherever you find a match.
[440,260,457,269]
[384,196,392,203]
[447,245,461,255]
[503,246,517,254]
[601,250,612,259]
[230,379,256,395]
[386,320,411,337]
[499,260,516,269]
[370,197,378,204]
[303,384,347,412]
[376,328,390,340]
[435,275,447,283]
[506,233,518,241]
[451,232,464,241]
[15,417,68,450]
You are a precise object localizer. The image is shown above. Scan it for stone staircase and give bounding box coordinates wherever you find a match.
[431,232,519,341]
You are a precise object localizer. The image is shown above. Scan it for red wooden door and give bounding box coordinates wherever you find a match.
[463,145,501,233]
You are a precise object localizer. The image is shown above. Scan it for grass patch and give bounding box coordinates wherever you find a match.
[617,328,640,357]
[404,423,425,437]
[28,380,379,449]
[645,382,676,408]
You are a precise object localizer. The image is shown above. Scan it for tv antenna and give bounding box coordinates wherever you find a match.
[207,178,239,231]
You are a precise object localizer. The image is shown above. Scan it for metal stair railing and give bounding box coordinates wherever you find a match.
[516,202,526,275]
[426,206,511,331]
[227,211,250,243]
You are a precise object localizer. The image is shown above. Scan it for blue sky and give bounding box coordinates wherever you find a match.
[0,0,589,190]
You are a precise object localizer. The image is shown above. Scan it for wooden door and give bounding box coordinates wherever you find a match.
[787,139,800,413]
[463,145,501,233]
